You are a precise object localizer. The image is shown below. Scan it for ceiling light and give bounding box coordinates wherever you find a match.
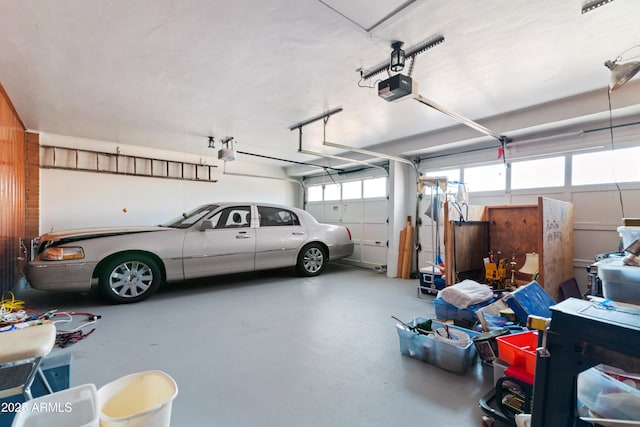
[605,58,640,91]
[390,41,406,72]
[207,136,215,149]
[360,35,444,80]
[218,137,236,161]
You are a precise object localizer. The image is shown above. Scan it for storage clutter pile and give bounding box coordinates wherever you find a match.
[395,279,558,422]
[395,274,640,424]
[395,280,552,376]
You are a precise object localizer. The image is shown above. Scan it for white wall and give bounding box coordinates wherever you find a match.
[39,133,300,232]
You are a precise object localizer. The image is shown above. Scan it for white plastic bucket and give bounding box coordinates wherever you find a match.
[97,370,177,427]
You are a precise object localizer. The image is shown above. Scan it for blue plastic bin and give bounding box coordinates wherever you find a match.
[433,296,494,322]
[395,317,480,374]
[502,281,555,325]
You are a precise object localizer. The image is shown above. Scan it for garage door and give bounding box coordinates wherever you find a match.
[304,175,388,269]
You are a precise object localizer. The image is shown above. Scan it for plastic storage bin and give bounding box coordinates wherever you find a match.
[496,331,538,376]
[597,259,640,305]
[618,226,640,250]
[503,281,555,325]
[396,318,433,361]
[11,383,98,427]
[98,370,178,427]
[433,296,493,322]
[395,317,479,374]
[431,331,476,375]
[578,366,640,421]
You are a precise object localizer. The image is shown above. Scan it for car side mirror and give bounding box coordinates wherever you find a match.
[199,219,214,231]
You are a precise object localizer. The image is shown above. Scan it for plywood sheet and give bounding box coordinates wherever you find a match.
[486,205,540,284]
[539,196,574,300]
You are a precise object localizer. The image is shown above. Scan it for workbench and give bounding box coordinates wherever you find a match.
[530,298,640,426]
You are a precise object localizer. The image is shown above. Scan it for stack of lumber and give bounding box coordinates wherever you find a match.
[397,216,413,279]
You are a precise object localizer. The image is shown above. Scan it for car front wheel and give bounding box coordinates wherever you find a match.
[99,254,161,304]
[296,243,327,277]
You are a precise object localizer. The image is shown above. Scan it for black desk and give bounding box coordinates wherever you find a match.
[531,298,640,427]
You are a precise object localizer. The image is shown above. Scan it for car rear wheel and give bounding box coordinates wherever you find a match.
[296,243,327,277]
[99,254,161,304]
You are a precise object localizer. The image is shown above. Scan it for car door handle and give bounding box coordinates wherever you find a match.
[236,232,252,239]
[292,232,305,236]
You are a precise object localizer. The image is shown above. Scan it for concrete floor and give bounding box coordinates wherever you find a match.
[16,263,503,426]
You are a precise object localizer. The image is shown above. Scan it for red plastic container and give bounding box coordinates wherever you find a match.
[496,331,538,376]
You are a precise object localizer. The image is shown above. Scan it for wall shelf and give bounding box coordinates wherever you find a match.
[40,145,218,182]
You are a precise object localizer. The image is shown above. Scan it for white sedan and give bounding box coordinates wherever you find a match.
[26,203,354,303]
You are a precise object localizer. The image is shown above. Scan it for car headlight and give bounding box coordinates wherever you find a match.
[41,247,85,261]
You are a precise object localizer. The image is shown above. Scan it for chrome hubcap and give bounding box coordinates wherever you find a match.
[303,248,324,273]
[109,261,153,297]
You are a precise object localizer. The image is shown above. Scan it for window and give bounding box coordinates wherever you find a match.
[463,164,506,192]
[363,177,386,198]
[572,146,640,185]
[511,157,565,189]
[220,206,251,228]
[425,168,461,195]
[162,205,219,228]
[258,206,300,227]
[323,183,341,201]
[426,168,460,183]
[342,180,362,200]
[307,185,323,202]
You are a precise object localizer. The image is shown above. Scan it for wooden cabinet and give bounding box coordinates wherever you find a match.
[444,197,574,301]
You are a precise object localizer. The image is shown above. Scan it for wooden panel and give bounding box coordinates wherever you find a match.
[539,196,574,300]
[25,132,40,240]
[451,221,490,282]
[444,202,486,285]
[0,82,26,292]
[485,204,540,284]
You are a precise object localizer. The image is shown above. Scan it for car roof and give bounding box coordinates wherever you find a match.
[208,202,302,210]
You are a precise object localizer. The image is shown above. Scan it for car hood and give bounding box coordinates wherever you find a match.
[37,226,170,244]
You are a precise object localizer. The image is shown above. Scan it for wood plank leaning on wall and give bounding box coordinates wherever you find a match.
[0,81,27,292]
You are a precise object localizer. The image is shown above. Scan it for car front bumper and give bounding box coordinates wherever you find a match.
[26,261,96,291]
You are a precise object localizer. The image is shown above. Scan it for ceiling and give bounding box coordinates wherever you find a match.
[1,0,639,174]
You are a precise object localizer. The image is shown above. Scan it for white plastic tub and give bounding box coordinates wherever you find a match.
[97,370,177,427]
[11,383,98,427]
[618,226,640,250]
[578,367,640,421]
[597,259,640,305]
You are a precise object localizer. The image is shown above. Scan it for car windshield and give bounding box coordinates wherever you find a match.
[161,205,219,228]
